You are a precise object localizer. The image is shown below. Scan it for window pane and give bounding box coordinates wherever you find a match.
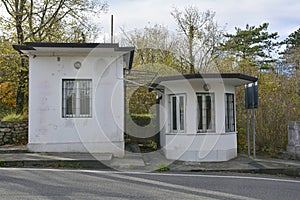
[206,95,212,130]
[80,92,90,115]
[229,94,235,131]
[197,93,214,132]
[179,96,184,131]
[225,95,229,131]
[172,96,177,131]
[66,93,76,115]
[225,94,235,132]
[79,81,91,115]
[197,96,203,130]
[65,81,76,116]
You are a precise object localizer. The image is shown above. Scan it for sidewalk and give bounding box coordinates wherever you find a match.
[0,145,300,177]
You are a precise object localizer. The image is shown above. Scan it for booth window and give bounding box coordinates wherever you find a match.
[170,94,186,133]
[62,79,92,118]
[197,93,215,132]
[225,93,235,132]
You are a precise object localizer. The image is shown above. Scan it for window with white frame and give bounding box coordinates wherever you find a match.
[225,93,235,132]
[62,79,92,118]
[197,93,215,132]
[170,94,186,133]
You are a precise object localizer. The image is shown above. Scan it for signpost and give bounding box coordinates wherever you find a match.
[245,82,258,158]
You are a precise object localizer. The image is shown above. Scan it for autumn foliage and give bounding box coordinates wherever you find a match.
[0,82,16,108]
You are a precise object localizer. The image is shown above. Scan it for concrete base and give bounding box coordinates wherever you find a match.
[164,133,237,162]
[287,145,300,160]
[166,148,237,162]
[27,142,124,158]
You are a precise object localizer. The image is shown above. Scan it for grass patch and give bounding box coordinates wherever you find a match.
[139,140,158,153]
[57,162,82,168]
[156,163,170,172]
[1,113,28,121]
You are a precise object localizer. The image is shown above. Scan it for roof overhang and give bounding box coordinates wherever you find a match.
[151,73,258,88]
[13,42,135,69]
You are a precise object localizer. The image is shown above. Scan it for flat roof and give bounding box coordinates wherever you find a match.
[13,42,135,53]
[13,42,135,69]
[151,73,258,87]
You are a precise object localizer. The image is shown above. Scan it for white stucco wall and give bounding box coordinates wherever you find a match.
[158,79,237,161]
[28,55,125,157]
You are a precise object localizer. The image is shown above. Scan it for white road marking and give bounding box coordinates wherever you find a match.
[106,172,258,200]
[0,168,257,200]
[0,167,299,184]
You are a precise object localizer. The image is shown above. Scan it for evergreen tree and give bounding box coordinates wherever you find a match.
[221,23,279,72]
[281,28,300,73]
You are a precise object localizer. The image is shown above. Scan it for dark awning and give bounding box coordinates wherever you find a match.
[151,73,258,88]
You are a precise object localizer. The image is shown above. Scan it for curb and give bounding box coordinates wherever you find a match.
[0,160,110,169]
[1,159,300,177]
[173,168,300,178]
[0,149,28,154]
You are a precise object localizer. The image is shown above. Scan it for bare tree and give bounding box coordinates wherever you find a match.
[1,0,108,43]
[171,6,224,73]
[0,0,108,113]
[120,24,179,68]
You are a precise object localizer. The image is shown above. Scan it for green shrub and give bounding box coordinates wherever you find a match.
[129,114,152,126]
[144,140,157,150]
[1,113,28,121]
[125,114,157,144]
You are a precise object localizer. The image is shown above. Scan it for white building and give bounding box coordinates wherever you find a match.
[14,42,258,162]
[152,74,258,162]
[13,42,134,157]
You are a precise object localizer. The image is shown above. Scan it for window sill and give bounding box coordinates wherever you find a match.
[62,117,92,119]
[197,130,215,134]
[165,132,237,135]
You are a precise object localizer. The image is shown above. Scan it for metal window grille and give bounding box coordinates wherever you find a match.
[62,79,92,118]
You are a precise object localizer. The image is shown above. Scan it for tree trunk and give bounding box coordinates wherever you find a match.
[188,25,195,74]
[189,38,195,74]
[16,57,28,114]
[14,0,27,114]
[296,64,300,97]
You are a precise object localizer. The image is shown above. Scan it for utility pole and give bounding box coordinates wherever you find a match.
[111,15,114,43]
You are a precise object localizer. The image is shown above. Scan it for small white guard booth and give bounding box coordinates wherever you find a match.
[13,42,134,157]
[153,74,258,162]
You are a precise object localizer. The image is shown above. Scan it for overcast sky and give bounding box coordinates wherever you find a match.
[99,0,300,42]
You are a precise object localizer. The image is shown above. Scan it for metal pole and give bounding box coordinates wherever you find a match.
[247,107,250,157]
[111,15,114,43]
[156,94,161,149]
[252,83,256,158]
[124,69,127,145]
[245,84,251,157]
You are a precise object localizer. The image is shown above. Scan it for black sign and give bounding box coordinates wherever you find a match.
[245,82,258,109]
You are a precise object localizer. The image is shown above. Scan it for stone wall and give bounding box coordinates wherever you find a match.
[287,121,300,160]
[0,121,28,145]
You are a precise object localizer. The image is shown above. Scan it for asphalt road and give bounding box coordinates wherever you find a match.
[0,168,299,200]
